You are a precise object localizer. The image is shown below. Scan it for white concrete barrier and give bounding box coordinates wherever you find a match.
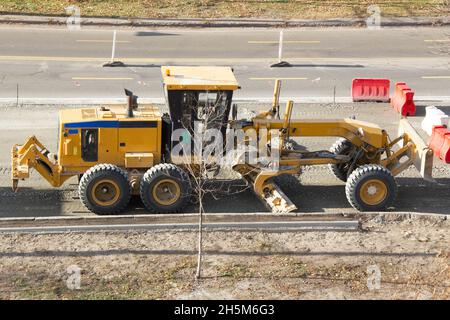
[421,106,449,136]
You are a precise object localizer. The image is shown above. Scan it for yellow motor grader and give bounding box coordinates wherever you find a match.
[11,66,433,214]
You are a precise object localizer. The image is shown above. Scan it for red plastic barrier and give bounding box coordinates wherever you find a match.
[352,78,390,102]
[399,89,416,116]
[428,125,450,163]
[390,82,416,116]
[440,135,450,163]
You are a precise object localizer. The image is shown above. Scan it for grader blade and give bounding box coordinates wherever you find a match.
[12,180,19,193]
[397,119,434,182]
[258,180,298,213]
[234,164,298,213]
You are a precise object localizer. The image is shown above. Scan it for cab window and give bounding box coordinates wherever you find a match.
[81,129,98,162]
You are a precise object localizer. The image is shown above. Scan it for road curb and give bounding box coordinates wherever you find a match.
[0,212,446,225]
[0,14,449,28]
[0,211,447,234]
[0,213,361,234]
[0,221,361,234]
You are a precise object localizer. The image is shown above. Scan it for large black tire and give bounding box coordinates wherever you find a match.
[329,138,355,182]
[140,163,190,213]
[345,164,397,212]
[79,164,131,215]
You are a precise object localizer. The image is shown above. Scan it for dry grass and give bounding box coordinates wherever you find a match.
[2,255,448,300]
[0,0,448,20]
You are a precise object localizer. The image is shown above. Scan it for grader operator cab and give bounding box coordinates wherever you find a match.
[11,66,434,215]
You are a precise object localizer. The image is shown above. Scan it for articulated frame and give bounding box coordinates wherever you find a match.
[231,80,433,213]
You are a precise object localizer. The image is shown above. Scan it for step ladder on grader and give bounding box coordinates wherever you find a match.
[11,66,434,215]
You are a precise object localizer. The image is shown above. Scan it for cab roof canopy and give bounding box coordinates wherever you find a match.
[161,66,240,91]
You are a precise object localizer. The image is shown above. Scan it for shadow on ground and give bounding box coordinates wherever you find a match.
[0,176,449,217]
[414,105,450,117]
[288,64,365,68]
[133,31,178,37]
[118,64,161,68]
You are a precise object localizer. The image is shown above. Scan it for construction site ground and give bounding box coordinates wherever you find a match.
[0,101,448,299]
[0,216,448,299]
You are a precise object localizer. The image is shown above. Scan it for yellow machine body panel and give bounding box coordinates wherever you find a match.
[57,104,162,174]
[125,153,154,168]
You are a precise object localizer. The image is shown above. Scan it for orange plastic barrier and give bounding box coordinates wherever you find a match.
[390,82,416,116]
[352,78,390,102]
[428,125,450,163]
[390,82,406,109]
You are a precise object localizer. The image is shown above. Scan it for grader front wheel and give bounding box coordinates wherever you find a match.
[329,138,355,182]
[79,164,131,215]
[345,164,397,211]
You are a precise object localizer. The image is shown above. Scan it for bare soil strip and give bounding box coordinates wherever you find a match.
[0,217,447,299]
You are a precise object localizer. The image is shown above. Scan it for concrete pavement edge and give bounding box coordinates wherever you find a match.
[0,14,449,28]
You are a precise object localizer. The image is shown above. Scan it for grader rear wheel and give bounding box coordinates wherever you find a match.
[140,163,190,213]
[79,164,131,215]
[345,164,397,211]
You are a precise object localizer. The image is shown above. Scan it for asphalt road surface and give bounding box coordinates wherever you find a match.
[0,25,449,102]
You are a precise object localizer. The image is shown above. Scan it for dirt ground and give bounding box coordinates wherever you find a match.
[0,216,448,300]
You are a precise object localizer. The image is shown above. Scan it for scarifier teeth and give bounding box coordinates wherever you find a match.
[12,179,19,193]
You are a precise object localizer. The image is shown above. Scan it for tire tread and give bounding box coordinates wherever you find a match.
[79,163,131,215]
[329,138,353,182]
[345,164,397,211]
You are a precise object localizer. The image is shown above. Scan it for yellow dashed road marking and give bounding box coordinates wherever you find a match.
[72,77,134,80]
[248,40,321,44]
[76,40,131,43]
[250,77,308,80]
[421,76,450,79]
[424,40,450,43]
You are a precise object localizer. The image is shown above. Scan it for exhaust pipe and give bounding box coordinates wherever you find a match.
[124,89,138,118]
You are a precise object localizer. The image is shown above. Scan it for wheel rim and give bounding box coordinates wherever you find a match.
[91,179,121,206]
[359,179,387,206]
[152,179,181,206]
